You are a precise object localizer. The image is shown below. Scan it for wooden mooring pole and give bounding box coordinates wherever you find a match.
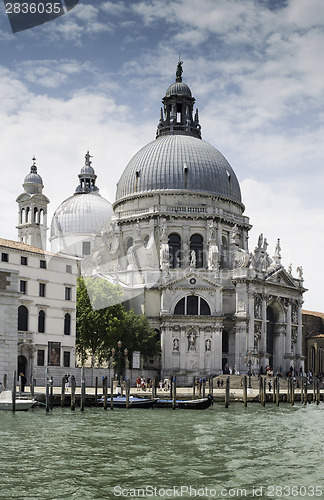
[316,379,320,405]
[172,376,176,410]
[95,376,98,407]
[80,367,85,412]
[126,379,130,409]
[304,378,308,405]
[12,371,16,412]
[259,376,262,404]
[272,376,276,404]
[243,375,247,407]
[291,378,295,406]
[263,377,266,406]
[300,376,304,403]
[45,375,50,412]
[276,376,279,406]
[61,376,65,407]
[110,377,114,410]
[103,376,108,410]
[193,377,196,399]
[70,375,76,411]
[225,376,230,408]
[313,379,316,403]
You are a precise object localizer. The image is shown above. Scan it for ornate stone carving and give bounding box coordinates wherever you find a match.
[188,331,196,351]
[173,338,179,352]
[205,338,211,351]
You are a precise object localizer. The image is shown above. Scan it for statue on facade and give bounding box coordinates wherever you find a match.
[173,338,179,352]
[297,266,303,280]
[188,332,196,351]
[205,339,211,351]
[190,250,196,267]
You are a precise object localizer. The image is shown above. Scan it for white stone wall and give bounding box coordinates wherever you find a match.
[0,242,79,381]
[0,269,20,389]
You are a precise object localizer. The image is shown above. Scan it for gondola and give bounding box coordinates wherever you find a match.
[97,395,156,408]
[155,394,213,410]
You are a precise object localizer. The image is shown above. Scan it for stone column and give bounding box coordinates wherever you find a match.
[234,322,248,372]
[285,300,292,369]
[213,325,223,372]
[260,294,268,354]
[198,327,205,373]
[179,326,186,372]
[296,299,303,364]
[248,287,255,351]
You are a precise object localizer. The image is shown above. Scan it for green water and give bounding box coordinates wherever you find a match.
[0,403,323,500]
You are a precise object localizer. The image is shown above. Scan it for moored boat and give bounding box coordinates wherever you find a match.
[0,390,36,411]
[97,395,156,408]
[155,395,213,410]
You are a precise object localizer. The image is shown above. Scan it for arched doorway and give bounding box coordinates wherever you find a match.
[18,355,28,380]
[266,307,275,369]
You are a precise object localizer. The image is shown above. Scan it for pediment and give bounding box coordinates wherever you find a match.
[161,271,221,290]
[266,268,298,288]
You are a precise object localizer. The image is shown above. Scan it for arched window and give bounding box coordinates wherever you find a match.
[38,310,45,333]
[18,305,28,331]
[169,233,181,268]
[310,346,316,372]
[39,209,44,225]
[20,208,25,224]
[34,207,38,224]
[174,296,211,316]
[26,207,30,223]
[220,235,228,267]
[190,234,203,268]
[64,313,71,335]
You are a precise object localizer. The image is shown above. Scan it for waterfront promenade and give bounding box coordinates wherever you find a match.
[17,374,324,406]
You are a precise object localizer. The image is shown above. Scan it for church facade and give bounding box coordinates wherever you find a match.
[70,64,306,384]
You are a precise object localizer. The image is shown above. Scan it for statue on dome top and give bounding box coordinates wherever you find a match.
[176,60,183,82]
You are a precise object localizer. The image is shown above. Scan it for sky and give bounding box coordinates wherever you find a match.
[0,0,323,312]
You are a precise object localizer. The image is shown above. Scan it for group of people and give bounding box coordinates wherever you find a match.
[136,376,153,391]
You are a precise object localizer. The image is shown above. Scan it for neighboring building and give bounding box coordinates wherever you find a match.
[0,269,20,389]
[79,63,306,384]
[50,151,113,257]
[0,238,79,384]
[302,310,324,376]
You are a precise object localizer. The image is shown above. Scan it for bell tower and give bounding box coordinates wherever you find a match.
[16,157,50,249]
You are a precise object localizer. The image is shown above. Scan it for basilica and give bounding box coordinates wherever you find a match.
[49,63,306,384]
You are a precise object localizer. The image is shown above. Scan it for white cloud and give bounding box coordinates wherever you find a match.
[241,177,324,312]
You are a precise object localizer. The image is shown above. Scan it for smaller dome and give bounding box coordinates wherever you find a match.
[24,172,43,185]
[50,192,113,239]
[80,165,95,175]
[166,81,192,97]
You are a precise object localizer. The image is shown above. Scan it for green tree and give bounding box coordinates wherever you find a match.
[76,276,160,366]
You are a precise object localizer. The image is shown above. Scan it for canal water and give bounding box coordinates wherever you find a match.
[0,403,323,500]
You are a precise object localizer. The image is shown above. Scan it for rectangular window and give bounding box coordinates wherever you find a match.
[1,253,8,262]
[40,260,46,269]
[82,241,91,256]
[39,283,46,297]
[63,351,71,368]
[65,287,71,301]
[37,350,45,366]
[20,280,27,294]
[21,256,28,266]
[66,265,72,274]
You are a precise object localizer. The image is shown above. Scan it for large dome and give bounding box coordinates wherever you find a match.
[115,135,242,203]
[50,193,113,239]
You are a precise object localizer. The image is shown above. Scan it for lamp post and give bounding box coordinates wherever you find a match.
[112,341,128,388]
[244,350,255,389]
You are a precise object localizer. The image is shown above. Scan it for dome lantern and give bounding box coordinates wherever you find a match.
[156,61,201,139]
[75,151,99,194]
